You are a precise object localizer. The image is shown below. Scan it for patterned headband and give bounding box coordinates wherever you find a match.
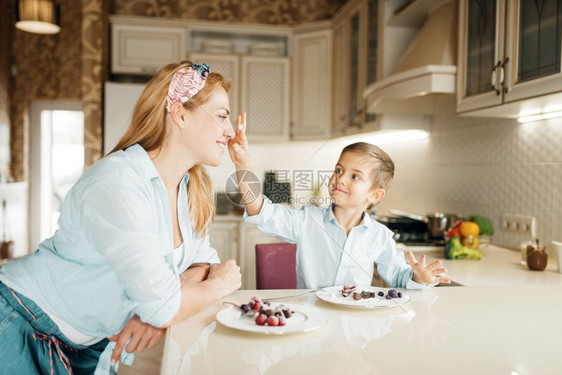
[165,63,211,112]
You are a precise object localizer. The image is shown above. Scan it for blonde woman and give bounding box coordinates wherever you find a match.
[0,61,241,374]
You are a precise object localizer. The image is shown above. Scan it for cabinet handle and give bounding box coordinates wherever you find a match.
[491,61,502,96]
[501,57,510,94]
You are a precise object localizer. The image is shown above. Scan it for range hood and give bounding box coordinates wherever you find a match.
[364,0,457,115]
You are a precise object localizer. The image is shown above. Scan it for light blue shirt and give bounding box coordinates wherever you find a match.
[245,197,426,290]
[0,144,219,338]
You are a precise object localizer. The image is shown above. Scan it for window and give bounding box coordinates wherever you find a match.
[30,101,84,249]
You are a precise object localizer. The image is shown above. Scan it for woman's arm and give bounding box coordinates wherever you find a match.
[109,262,219,363]
[163,259,241,327]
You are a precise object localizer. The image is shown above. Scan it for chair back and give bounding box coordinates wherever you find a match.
[255,242,297,289]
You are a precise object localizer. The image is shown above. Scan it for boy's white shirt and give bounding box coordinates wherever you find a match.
[244,197,430,290]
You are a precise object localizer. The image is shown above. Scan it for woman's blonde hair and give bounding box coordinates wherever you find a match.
[111,61,232,236]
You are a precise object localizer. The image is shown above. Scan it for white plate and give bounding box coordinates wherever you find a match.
[216,302,328,335]
[315,286,410,309]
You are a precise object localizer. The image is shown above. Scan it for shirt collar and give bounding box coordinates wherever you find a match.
[123,144,190,186]
[324,204,375,229]
[123,144,160,180]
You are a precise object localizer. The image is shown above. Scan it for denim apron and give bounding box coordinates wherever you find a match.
[0,281,110,375]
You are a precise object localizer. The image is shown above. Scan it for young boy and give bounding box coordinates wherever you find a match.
[228,113,450,289]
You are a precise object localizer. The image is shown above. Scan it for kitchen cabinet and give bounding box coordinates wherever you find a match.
[332,0,381,137]
[238,224,284,289]
[188,52,240,128]
[209,217,285,289]
[189,53,290,141]
[291,26,332,140]
[111,20,187,75]
[239,56,290,141]
[457,0,562,118]
[208,217,239,263]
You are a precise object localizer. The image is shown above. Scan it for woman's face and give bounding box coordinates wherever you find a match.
[183,87,235,167]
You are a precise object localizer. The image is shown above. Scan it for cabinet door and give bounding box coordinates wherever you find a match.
[188,53,240,121]
[240,56,290,141]
[360,0,381,132]
[292,29,332,140]
[503,0,562,103]
[238,225,284,289]
[332,19,350,137]
[209,221,239,264]
[111,23,187,75]
[457,0,505,114]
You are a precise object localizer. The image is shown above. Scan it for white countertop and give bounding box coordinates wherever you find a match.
[419,244,561,286]
[117,246,562,375]
[137,286,562,375]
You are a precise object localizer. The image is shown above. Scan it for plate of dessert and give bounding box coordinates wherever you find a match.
[216,296,328,335]
[315,286,410,308]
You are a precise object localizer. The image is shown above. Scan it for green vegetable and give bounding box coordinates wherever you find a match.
[467,215,494,236]
[445,235,482,260]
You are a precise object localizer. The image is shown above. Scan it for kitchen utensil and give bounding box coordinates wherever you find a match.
[444,213,464,230]
[390,209,447,238]
[0,200,14,260]
[426,213,447,238]
[527,239,547,271]
[389,209,426,222]
[552,241,562,273]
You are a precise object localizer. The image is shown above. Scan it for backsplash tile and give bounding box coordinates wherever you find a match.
[209,95,561,251]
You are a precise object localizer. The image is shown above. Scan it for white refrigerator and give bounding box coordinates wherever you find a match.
[103,81,145,155]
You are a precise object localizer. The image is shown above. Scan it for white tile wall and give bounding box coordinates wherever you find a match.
[209,95,562,254]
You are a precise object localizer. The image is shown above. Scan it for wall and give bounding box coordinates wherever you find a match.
[0,0,14,179]
[207,95,562,253]
[112,0,346,24]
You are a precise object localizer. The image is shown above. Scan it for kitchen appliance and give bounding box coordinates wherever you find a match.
[374,214,446,251]
[389,209,453,238]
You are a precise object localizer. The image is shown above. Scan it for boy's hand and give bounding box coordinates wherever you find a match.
[228,112,250,169]
[408,251,451,285]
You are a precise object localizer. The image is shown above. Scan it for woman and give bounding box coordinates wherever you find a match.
[0,61,242,374]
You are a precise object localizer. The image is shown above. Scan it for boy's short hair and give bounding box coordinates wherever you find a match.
[341,142,394,191]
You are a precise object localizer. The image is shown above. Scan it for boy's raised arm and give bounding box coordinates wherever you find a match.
[228,112,264,216]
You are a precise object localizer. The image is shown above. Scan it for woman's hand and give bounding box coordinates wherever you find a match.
[109,315,165,365]
[228,112,250,169]
[207,259,242,298]
[408,251,451,285]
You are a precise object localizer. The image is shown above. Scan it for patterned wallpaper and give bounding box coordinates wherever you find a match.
[0,1,14,179]
[113,0,347,24]
[8,0,83,181]
[5,0,345,182]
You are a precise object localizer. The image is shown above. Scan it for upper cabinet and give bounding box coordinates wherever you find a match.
[332,0,381,138]
[457,0,562,118]
[291,24,332,139]
[111,19,187,75]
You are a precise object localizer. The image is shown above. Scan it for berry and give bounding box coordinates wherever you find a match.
[267,316,279,326]
[241,304,251,313]
[255,314,267,326]
[251,302,261,312]
[397,292,403,298]
[278,317,286,326]
[251,296,261,303]
[377,291,384,297]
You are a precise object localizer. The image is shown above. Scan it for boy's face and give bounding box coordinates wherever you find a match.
[328,151,385,210]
